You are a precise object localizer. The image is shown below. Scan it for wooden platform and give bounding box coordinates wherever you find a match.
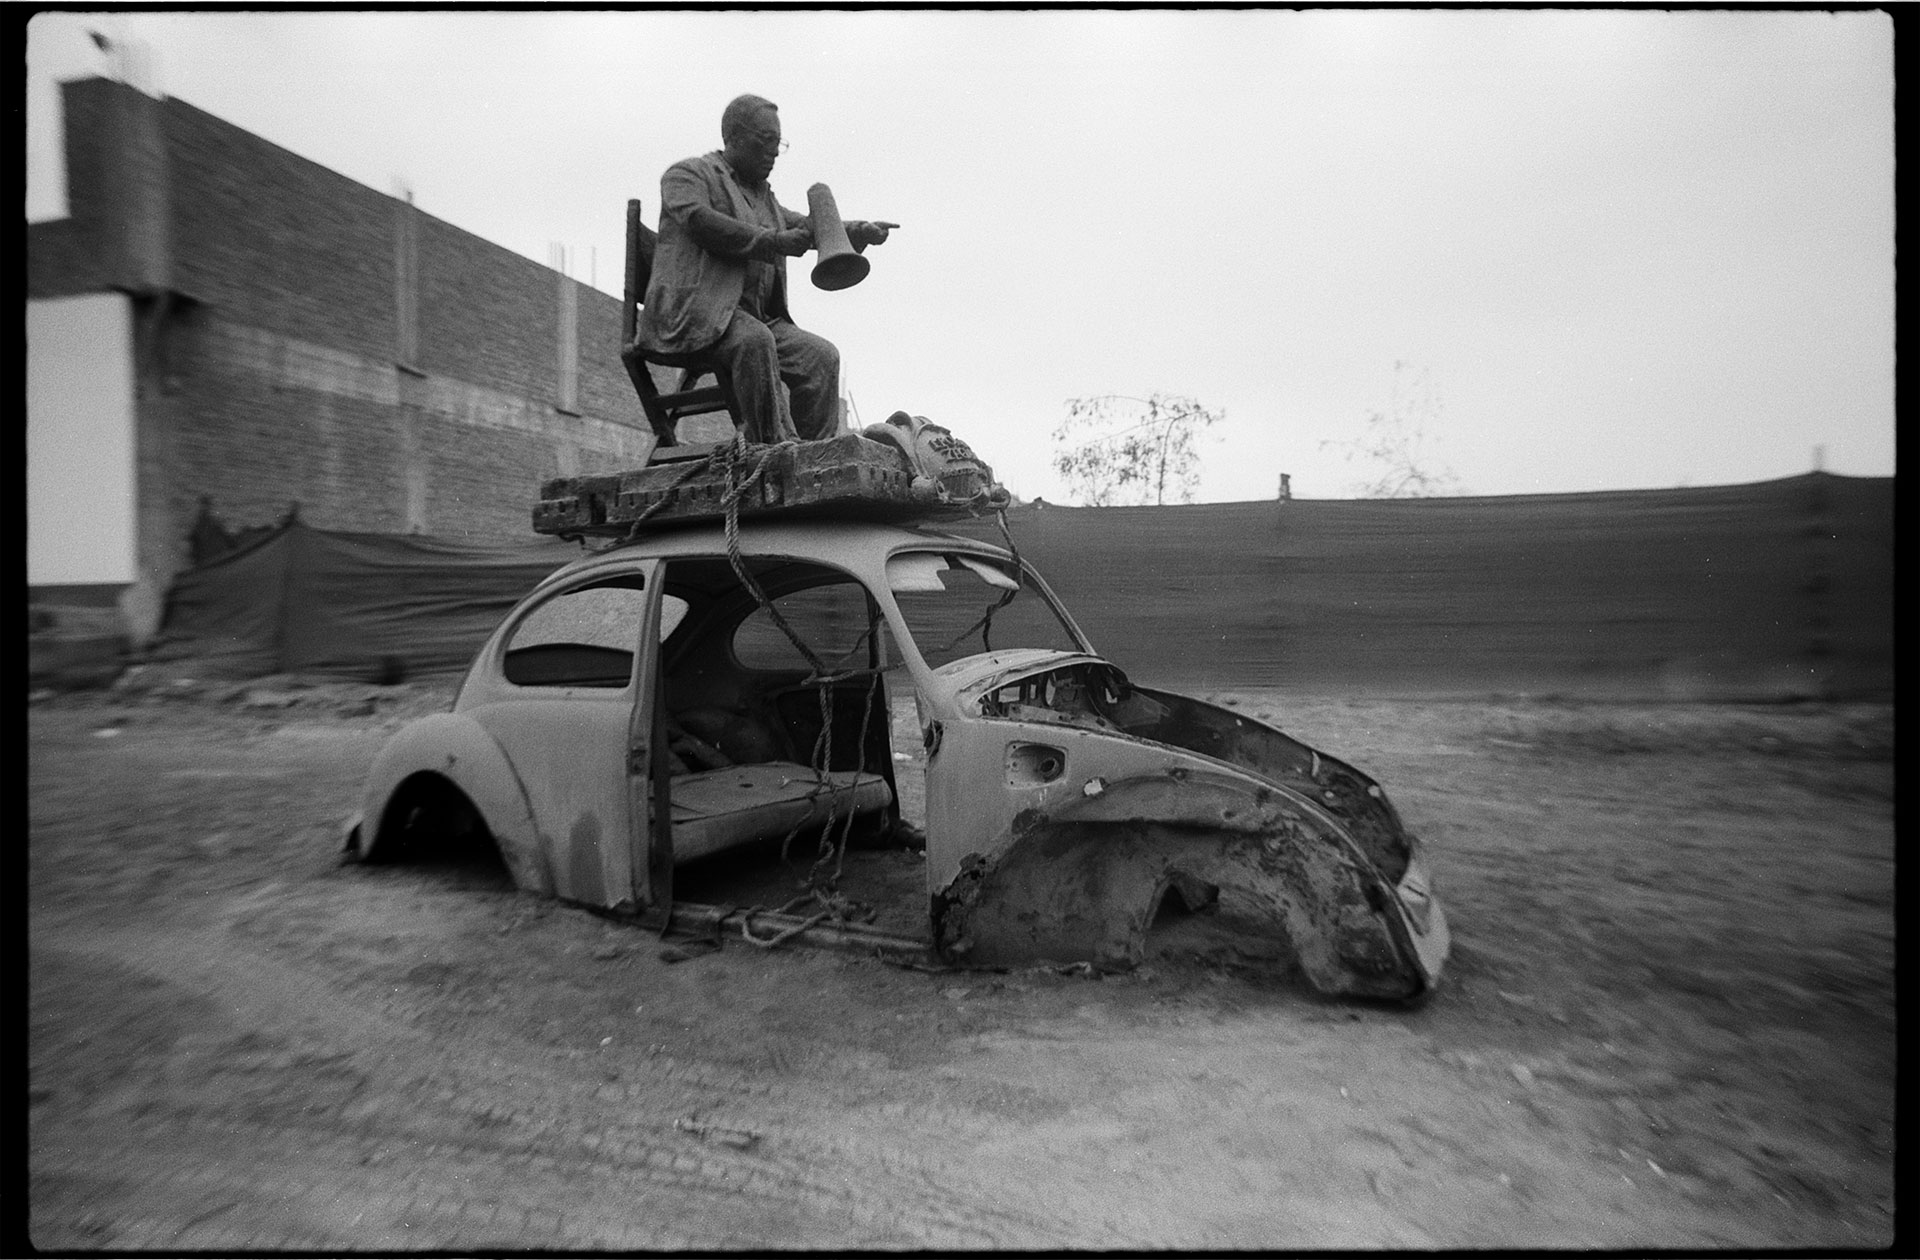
[532,433,1003,538]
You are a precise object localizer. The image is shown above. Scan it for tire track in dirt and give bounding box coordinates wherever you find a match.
[30,696,1896,1249]
[31,900,1074,1250]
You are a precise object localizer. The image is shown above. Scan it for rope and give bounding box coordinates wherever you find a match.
[740,911,830,948]
[922,506,1029,659]
[994,505,1022,573]
[618,445,734,543]
[738,885,875,948]
[798,667,881,890]
[775,665,878,869]
[740,895,833,948]
[634,442,1026,952]
[683,445,1023,950]
[702,441,891,944]
[719,437,825,674]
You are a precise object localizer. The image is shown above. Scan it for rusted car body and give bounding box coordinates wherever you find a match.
[347,518,1449,998]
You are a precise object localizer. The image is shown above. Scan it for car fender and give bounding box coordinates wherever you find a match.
[1053,766,1331,836]
[930,767,1428,998]
[357,712,553,896]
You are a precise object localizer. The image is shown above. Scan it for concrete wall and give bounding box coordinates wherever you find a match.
[28,294,137,587]
[26,77,653,639]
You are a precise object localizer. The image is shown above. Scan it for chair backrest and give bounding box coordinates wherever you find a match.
[622,198,655,353]
[621,199,733,450]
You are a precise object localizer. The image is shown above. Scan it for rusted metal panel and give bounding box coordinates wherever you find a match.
[353,712,552,897]
[929,769,1433,999]
[1125,686,1412,883]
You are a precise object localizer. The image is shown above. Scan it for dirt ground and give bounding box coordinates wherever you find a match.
[28,669,1895,1250]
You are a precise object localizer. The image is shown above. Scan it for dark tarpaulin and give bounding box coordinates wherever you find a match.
[158,519,579,680]
[945,473,1892,700]
[156,473,1890,698]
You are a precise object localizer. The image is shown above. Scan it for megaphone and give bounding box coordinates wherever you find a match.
[807,183,870,291]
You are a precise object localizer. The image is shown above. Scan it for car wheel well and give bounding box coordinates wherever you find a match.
[1147,869,1220,925]
[366,772,504,870]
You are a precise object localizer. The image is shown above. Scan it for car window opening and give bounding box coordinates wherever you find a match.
[656,557,906,915]
[502,577,658,689]
[888,552,1082,669]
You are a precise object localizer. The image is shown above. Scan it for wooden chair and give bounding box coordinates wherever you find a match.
[621,198,737,460]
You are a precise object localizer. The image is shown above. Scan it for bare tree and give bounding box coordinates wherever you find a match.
[1052,392,1224,506]
[1321,362,1464,498]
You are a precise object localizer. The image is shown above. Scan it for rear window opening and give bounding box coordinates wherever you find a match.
[499,577,687,689]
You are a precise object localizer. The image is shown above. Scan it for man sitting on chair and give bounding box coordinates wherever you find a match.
[637,94,896,446]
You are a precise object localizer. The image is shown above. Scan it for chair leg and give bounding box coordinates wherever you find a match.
[621,348,680,446]
[667,366,743,441]
[715,373,742,439]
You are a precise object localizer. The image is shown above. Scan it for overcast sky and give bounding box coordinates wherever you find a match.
[27,9,1894,503]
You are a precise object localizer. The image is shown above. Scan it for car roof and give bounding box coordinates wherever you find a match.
[535,518,1012,591]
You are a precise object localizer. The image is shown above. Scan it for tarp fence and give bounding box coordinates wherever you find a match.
[157,473,1892,699]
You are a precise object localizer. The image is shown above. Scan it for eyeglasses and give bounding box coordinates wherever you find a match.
[749,132,789,156]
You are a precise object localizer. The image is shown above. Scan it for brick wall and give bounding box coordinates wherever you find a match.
[29,77,651,606]
[165,95,399,357]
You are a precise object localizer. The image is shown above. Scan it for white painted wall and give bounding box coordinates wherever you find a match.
[29,294,137,584]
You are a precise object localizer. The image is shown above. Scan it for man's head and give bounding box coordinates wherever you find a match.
[720,94,784,185]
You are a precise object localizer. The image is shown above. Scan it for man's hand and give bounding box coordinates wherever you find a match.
[771,225,814,257]
[850,220,899,248]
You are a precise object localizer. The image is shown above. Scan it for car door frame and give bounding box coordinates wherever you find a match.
[625,565,669,910]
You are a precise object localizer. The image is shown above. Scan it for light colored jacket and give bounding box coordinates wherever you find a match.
[636,151,808,357]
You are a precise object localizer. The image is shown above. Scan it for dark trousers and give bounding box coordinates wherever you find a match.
[709,310,841,443]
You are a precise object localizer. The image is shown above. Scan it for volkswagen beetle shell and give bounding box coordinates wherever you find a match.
[347,518,1449,998]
